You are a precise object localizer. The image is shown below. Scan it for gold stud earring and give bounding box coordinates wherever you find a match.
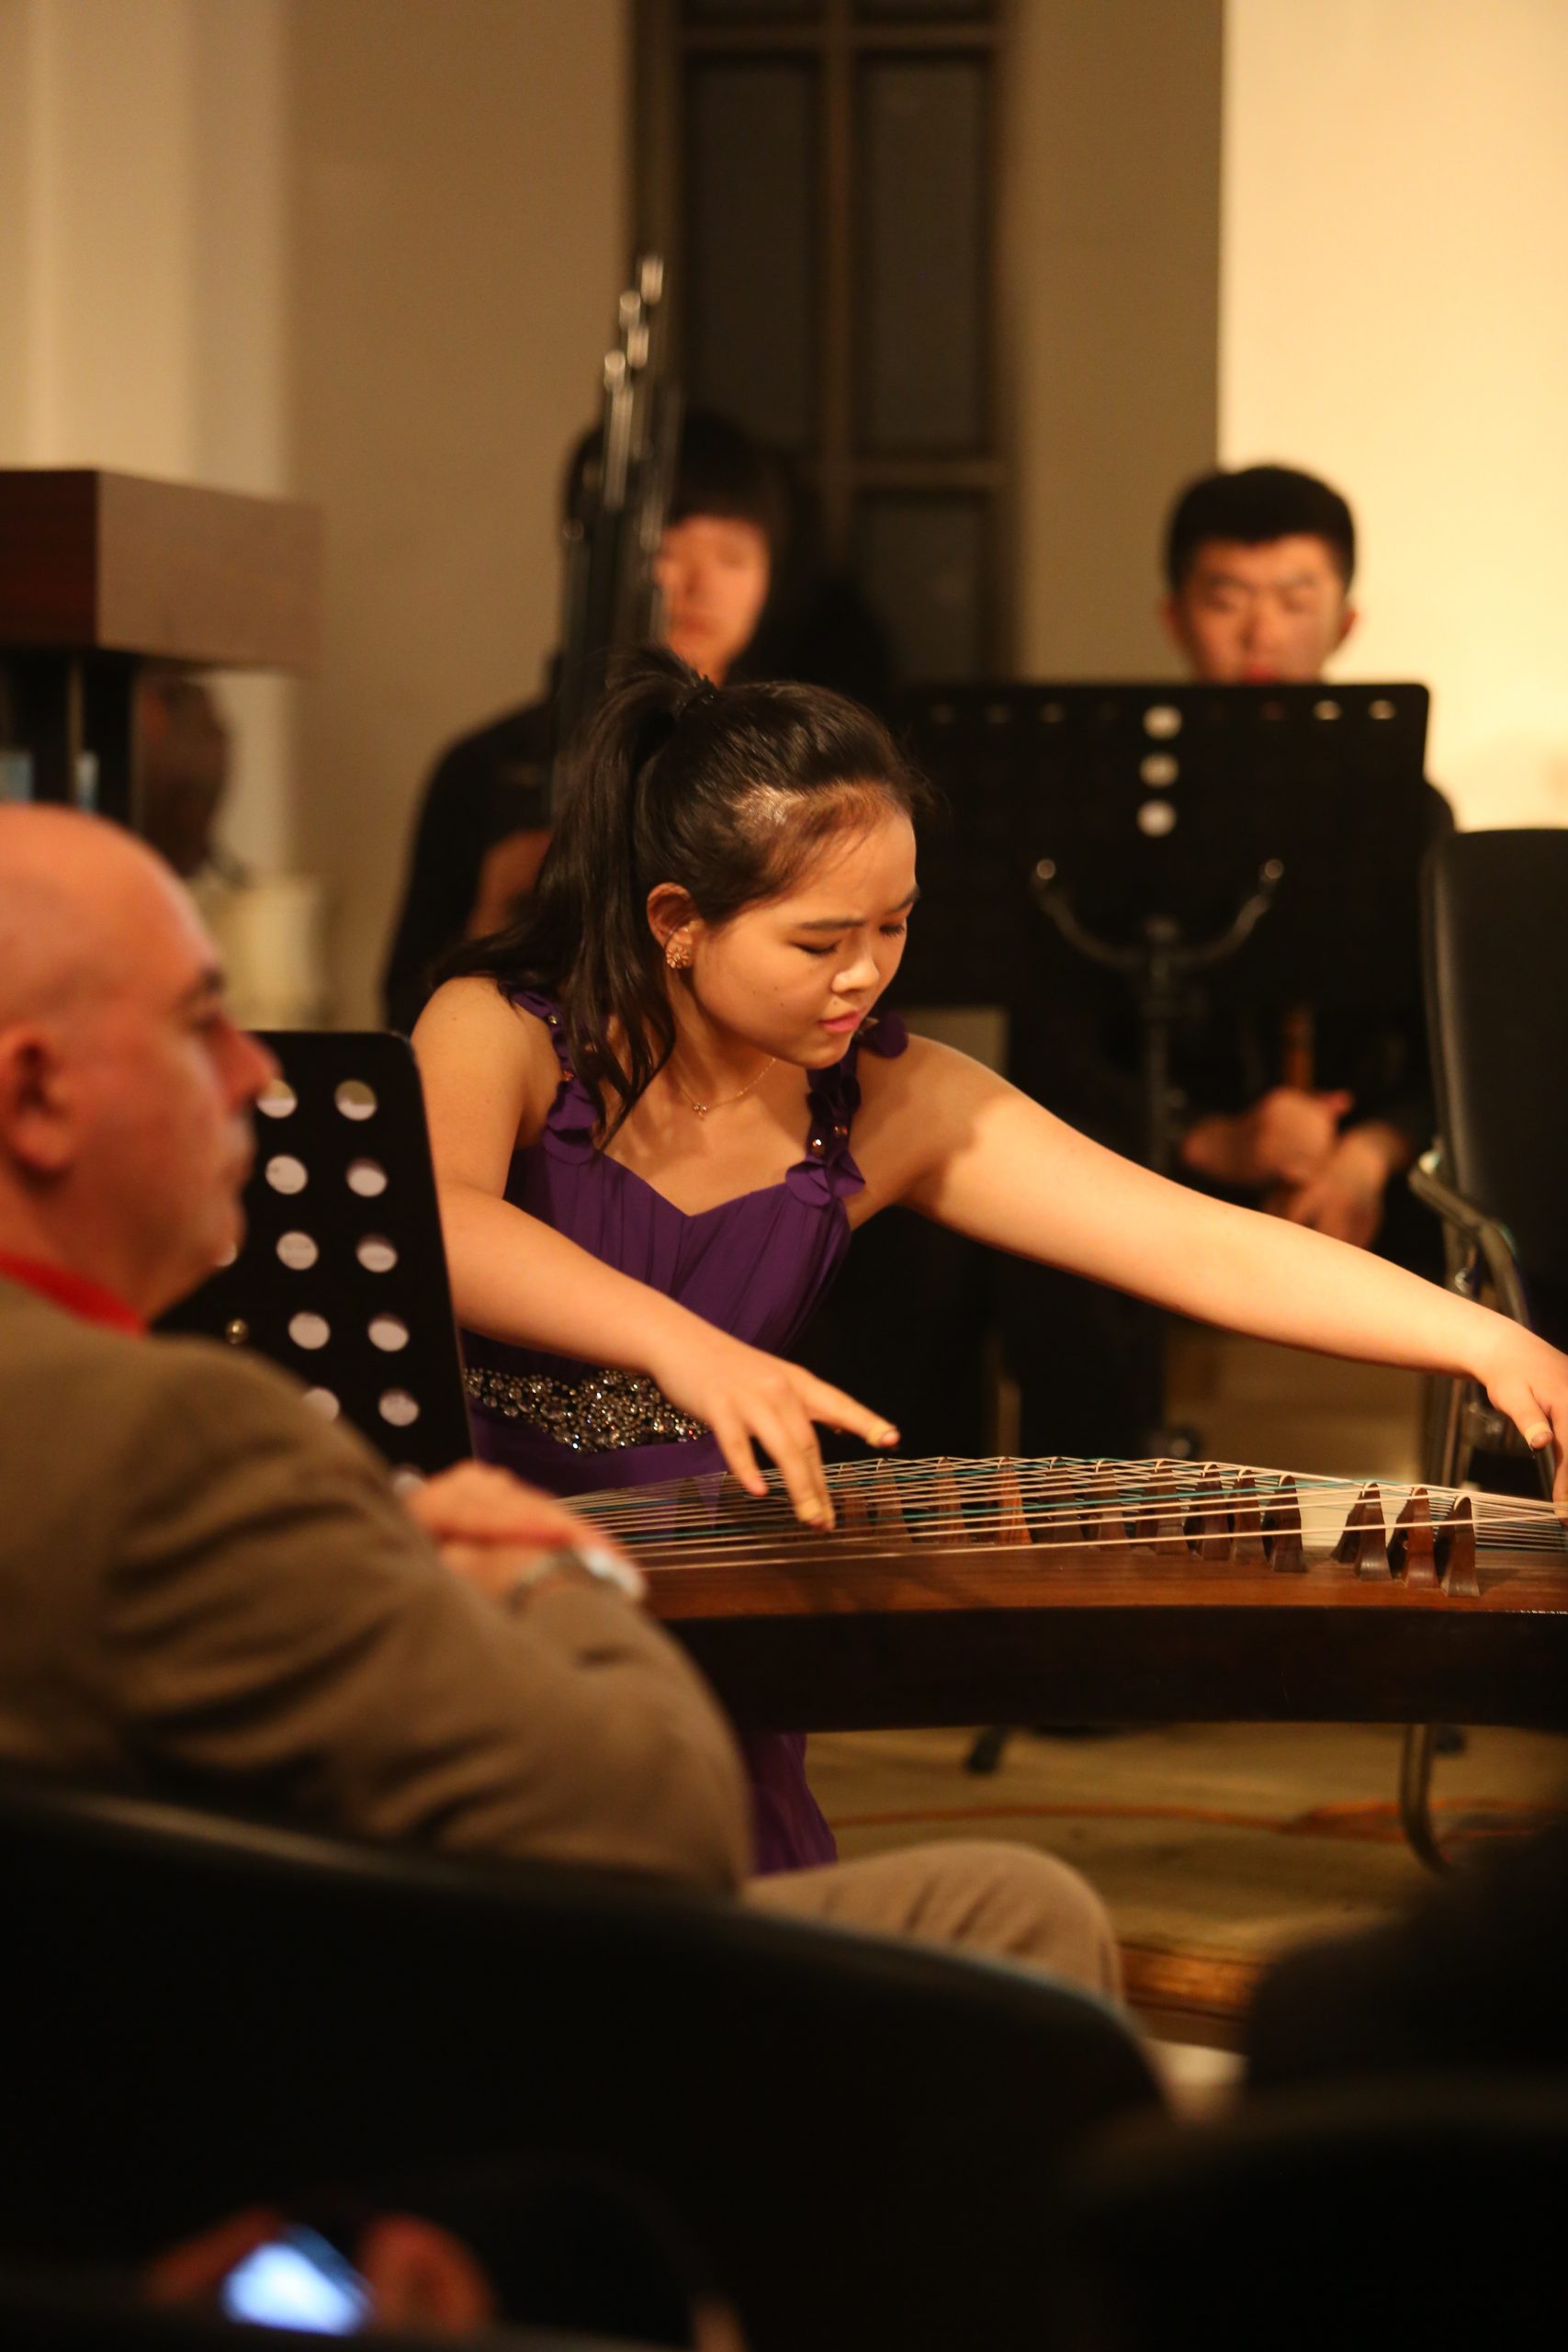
[665,936,693,971]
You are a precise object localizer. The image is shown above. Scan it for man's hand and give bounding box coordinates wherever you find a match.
[1266,1122,1413,1249]
[1181,1086,1353,1191]
[400,1463,642,1604]
[402,1461,612,1555]
[145,2209,497,2335]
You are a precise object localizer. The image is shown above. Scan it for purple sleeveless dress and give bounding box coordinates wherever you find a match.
[462,987,909,1874]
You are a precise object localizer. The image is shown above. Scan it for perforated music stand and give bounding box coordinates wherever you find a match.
[160,1031,473,1477]
[897,681,1433,1170]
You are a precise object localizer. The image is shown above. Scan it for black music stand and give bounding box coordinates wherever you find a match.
[160,1032,472,1478]
[897,681,1433,1172]
[895,684,1434,1777]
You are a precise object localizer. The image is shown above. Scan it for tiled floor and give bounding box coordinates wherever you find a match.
[811,1715,1568,2034]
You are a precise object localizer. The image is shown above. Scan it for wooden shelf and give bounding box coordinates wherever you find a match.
[0,469,321,671]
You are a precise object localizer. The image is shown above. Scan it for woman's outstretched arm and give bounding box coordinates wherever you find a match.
[415,978,897,1524]
[864,1037,1568,1493]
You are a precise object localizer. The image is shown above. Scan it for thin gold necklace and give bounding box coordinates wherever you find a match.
[668,1054,776,1119]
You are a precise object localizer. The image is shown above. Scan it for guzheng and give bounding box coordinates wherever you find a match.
[580,1455,1568,1736]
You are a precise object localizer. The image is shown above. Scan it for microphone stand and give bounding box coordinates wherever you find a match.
[552,254,682,816]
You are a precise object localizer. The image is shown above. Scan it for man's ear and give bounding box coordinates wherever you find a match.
[1334,601,1359,656]
[0,1026,78,1176]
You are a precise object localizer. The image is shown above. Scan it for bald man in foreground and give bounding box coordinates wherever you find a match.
[0,806,1118,1986]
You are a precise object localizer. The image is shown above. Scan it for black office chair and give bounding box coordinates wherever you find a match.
[161,1032,472,1478]
[0,1778,1159,2352]
[1412,827,1568,1416]
[1057,2076,1568,2346]
[1401,829,1568,1864]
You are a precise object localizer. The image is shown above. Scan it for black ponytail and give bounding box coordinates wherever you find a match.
[442,648,926,1138]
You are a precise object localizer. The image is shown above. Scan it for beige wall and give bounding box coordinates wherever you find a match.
[289,0,629,1023]
[0,0,628,1017]
[1223,0,1568,829]
[36,4,1567,993]
[1005,0,1222,676]
[0,0,294,873]
[0,6,33,465]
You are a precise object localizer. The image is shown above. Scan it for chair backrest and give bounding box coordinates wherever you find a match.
[1061,2076,1568,2344]
[0,1778,1159,2352]
[1424,829,1568,1301]
[160,1030,472,1476]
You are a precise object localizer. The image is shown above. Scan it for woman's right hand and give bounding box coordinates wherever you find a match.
[648,1324,898,1528]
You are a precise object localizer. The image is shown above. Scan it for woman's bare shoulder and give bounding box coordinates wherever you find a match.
[412,976,562,1131]
[856,1027,1008,1110]
[849,1029,1015,1200]
[416,975,547,1057]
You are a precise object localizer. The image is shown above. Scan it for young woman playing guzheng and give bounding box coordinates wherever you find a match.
[416,650,1568,1872]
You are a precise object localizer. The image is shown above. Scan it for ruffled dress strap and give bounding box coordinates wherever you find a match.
[786,1008,908,1207]
[503,986,597,1164]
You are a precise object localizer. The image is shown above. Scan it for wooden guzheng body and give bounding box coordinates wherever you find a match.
[581,1456,1568,1735]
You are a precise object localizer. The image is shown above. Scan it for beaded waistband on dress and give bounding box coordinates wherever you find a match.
[463,1364,708,1452]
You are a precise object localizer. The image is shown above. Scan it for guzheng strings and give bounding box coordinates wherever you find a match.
[577,1453,1568,1576]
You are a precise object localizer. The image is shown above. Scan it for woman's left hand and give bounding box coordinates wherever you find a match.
[1472,1323,1568,1501]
